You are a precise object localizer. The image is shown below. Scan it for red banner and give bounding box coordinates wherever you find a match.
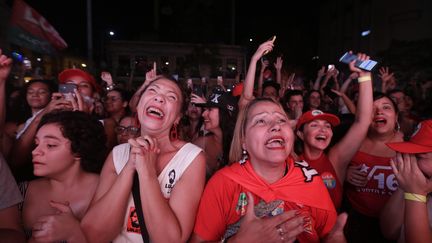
[10,0,68,50]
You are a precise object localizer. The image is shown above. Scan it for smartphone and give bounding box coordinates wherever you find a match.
[327,64,335,71]
[339,52,378,71]
[263,35,277,55]
[59,83,77,94]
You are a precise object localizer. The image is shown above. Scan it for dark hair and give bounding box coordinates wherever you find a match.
[11,79,58,123]
[303,89,321,111]
[105,87,133,116]
[106,87,132,103]
[25,79,58,94]
[218,105,238,167]
[280,89,303,112]
[373,92,399,114]
[37,110,108,173]
[262,81,281,96]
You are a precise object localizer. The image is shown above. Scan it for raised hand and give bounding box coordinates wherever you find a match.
[274,56,283,70]
[390,152,432,195]
[101,71,114,86]
[73,88,94,114]
[143,62,157,87]
[190,93,206,103]
[378,67,394,83]
[348,52,371,77]
[0,49,13,83]
[252,40,275,62]
[317,66,326,79]
[229,192,304,243]
[379,66,396,92]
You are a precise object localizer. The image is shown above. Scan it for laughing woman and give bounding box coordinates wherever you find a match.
[295,52,373,210]
[191,98,345,243]
[81,75,206,243]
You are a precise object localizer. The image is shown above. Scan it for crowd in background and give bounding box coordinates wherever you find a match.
[1,37,432,243]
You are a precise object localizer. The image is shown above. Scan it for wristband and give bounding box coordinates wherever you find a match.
[357,76,371,83]
[404,192,427,203]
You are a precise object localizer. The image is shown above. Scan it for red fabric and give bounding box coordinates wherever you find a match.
[296,110,340,130]
[299,153,343,210]
[58,69,100,93]
[11,0,67,50]
[345,151,397,217]
[194,158,337,242]
[386,120,432,153]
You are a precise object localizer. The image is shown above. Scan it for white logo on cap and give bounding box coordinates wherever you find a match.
[211,94,221,103]
[411,123,421,138]
[311,110,324,116]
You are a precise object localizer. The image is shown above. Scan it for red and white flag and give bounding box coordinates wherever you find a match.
[10,0,68,51]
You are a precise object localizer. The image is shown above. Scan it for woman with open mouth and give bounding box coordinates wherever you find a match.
[295,52,373,211]
[82,75,206,243]
[191,98,345,243]
[344,92,404,242]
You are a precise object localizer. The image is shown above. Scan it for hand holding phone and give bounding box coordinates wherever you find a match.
[263,35,276,55]
[59,83,77,102]
[339,52,378,71]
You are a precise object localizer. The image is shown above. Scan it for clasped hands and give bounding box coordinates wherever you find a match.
[128,136,160,177]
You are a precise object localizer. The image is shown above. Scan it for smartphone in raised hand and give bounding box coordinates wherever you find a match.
[263,35,277,55]
[339,52,378,71]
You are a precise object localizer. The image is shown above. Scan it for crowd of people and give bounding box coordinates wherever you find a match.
[0,37,431,243]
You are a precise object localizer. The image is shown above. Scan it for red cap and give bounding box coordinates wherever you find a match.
[386,120,432,153]
[58,68,100,93]
[232,82,243,97]
[296,110,340,130]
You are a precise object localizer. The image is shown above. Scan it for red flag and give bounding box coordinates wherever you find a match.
[10,0,68,50]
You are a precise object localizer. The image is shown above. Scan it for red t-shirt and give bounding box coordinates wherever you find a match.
[193,158,337,242]
[300,153,343,210]
[345,151,397,217]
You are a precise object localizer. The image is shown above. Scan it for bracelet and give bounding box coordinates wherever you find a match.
[404,192,427,203]
[357,76,371,83]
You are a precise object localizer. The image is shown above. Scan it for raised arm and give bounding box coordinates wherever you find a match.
[328,52,373,182]
[129,64,156,114]
[274,56,283,85]
[256,58,268,98]
[340,72,358,94]
[81,152,136,242]
[331,89,356,114]
[390,153,432,243]
[313,66,326,91]
[378,66,396,94]
[239,40,274,109]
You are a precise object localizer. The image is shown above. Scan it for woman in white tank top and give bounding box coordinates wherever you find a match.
[82,75,206,243]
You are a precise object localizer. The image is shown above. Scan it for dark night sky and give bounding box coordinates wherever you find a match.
[16,0,320,65]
